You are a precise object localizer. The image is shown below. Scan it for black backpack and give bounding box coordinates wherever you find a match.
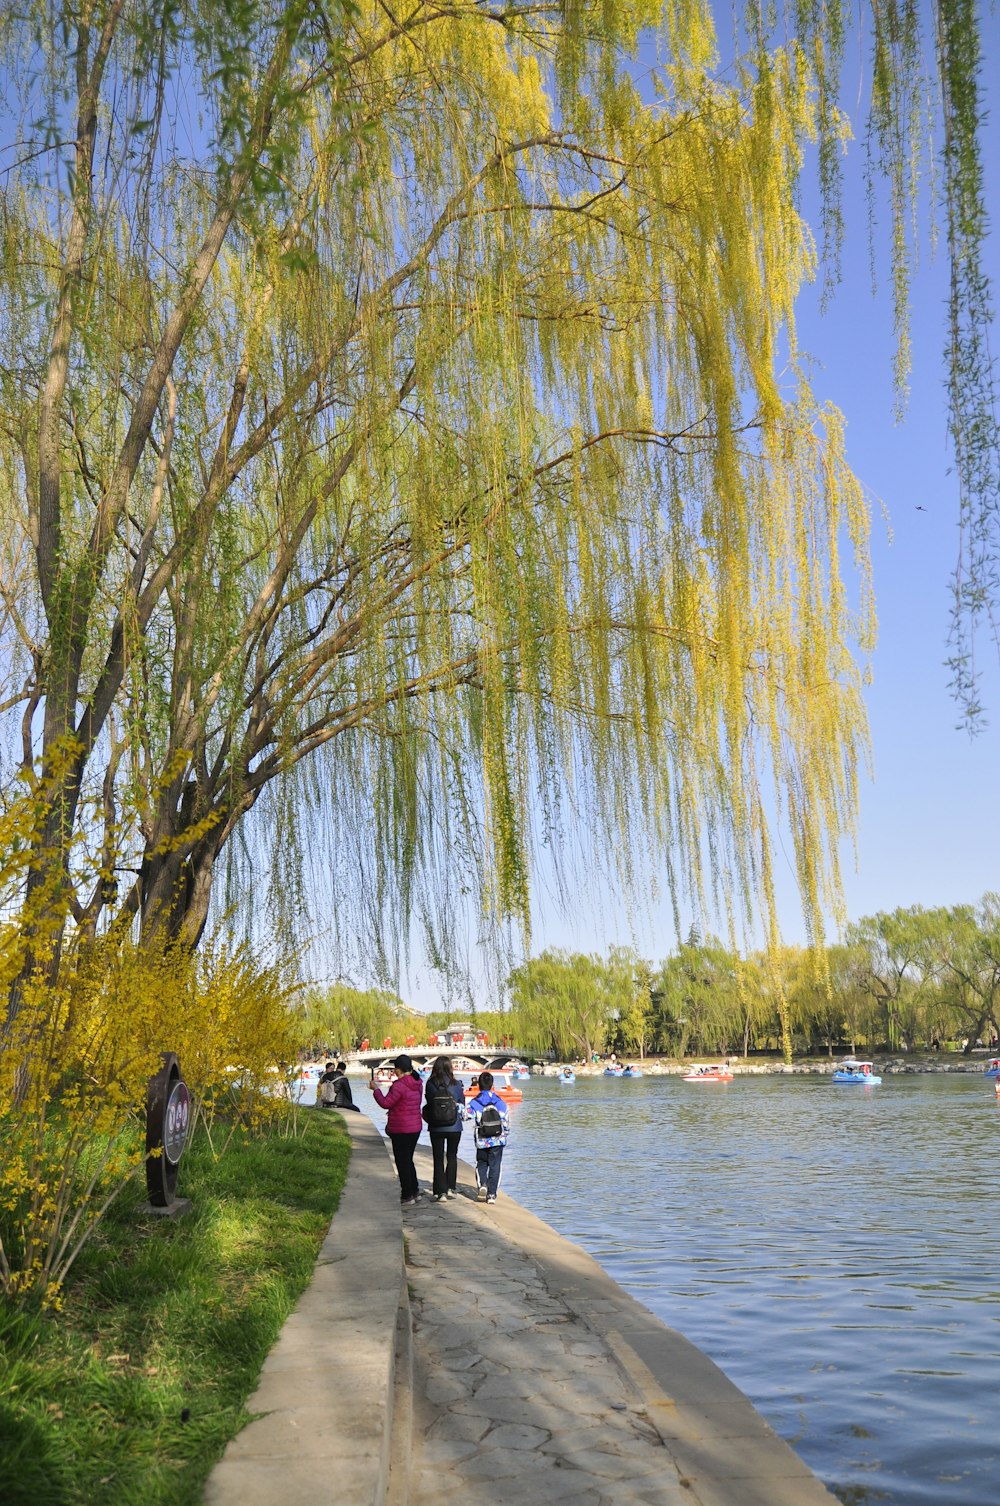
[428,1087,459,1128]
[476,1101,504,1140]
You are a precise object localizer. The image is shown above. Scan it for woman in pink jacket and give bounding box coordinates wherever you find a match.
[372,1054,424,1204]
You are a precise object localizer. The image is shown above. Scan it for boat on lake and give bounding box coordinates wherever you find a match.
[557,1066,576,1084]
[604,1064,624,1077]
[831,1058,881,1084]
[621,1065,643,1078]
[449,1055,483,1074]
[461,1070,523,1102]
[682,1064,734,1083]
[984,1057,1000,1078]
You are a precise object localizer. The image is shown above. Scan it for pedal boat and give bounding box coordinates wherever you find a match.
[831,1058,881,1084]
[681,1064,734,1082]
[621,1065,643,1078]
[984,1057,1000,1078]
[462,1070,523,1103]
[603,1064,624,1077]
[557,1067,576,1084]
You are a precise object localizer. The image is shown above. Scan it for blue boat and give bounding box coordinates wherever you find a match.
[621,1066,643,1078]
[604,1064,624,1077]
[557,1067,576,1084]
[984,1057,1000,1078]
[832,1058,881,1084]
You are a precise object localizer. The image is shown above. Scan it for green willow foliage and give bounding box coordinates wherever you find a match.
[0,1,993,1012]
[937,0,1000,721]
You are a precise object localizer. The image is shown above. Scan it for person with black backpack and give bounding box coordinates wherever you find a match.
[423,1056,466,1201]
[466,1070,509,1203]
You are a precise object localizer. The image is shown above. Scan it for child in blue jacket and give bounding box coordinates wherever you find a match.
[466,1071,509,1203]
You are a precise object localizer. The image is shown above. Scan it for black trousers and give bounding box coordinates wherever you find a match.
[389,1131,420,1199]
[430,1132,460,1195]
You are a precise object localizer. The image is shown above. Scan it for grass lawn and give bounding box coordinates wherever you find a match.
[0,1109,350,1506]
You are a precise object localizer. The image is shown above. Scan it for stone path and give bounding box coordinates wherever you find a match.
[206,1115,838,1506]
[400,1191,694,1506]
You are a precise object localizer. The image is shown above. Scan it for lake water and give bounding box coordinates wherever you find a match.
[350,1071,1000,1506]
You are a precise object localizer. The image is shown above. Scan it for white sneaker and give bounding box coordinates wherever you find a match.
[477,1185,488,1202]
[445,1190,456,1200]
[486,1194,497,1204]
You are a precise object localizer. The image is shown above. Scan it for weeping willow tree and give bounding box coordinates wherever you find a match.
[508,949,634,1061]
[0,0,994,1017]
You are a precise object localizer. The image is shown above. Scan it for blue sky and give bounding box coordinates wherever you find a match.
[778,12,1000,940]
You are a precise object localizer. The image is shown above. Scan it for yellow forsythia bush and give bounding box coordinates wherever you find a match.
[0,922,302,1308]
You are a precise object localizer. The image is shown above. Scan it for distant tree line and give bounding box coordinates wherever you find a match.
[508,898,1000,1061]
[302,897,1000,1064]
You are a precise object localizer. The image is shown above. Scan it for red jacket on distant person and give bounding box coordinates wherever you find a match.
[373,1071,423,1134]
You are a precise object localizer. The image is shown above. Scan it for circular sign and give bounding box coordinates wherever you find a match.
[164,1080,191,1164]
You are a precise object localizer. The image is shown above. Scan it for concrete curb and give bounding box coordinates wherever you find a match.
[203,1113,403,1506]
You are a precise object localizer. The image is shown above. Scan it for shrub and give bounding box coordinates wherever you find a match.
[0,929,302,1308]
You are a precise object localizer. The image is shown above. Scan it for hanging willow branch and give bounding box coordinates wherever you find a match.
[0,0,994,1013]
[936,0,1000,726]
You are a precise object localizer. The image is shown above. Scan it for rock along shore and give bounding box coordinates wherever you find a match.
[204,1113,839,1506]
[526,1055,995,1076]
[340,1053,994,1078]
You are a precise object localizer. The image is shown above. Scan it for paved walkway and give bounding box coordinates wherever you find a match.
[206,1115,840,1506]
[391,1147,838,1506]
[401,1198,687,1505]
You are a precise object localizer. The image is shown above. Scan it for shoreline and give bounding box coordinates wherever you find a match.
[333,1053,995,1078]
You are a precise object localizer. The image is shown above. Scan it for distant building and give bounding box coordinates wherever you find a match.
[438,1021,488,1047]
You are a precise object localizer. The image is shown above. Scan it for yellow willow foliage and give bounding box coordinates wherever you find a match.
[0,0,887,991]
[0,928,300,1307]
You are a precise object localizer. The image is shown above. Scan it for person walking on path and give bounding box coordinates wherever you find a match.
[423,1055,465,1201]
[466,1069,509,1203]
[373,1054,424,1204]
